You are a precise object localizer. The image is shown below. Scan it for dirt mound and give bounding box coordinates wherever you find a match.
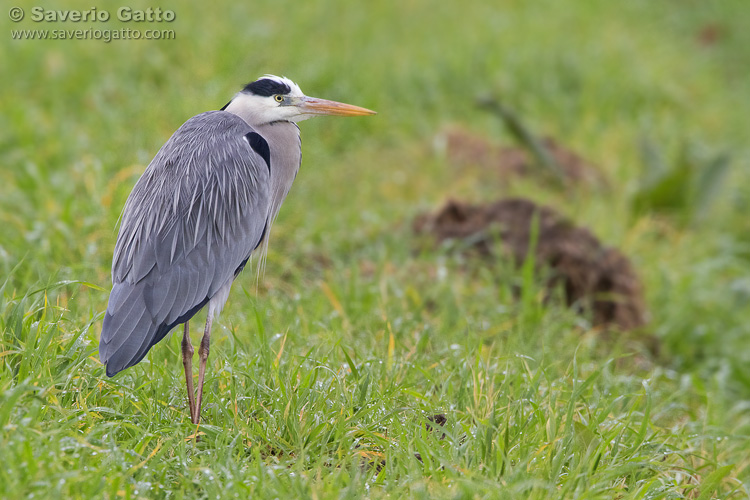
[436,127,607,187]
[697,24,724,46]
[414,198,647,330]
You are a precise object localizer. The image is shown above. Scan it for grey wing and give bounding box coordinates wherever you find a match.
[100,111,271,376]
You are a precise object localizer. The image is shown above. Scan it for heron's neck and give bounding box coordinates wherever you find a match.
[223,99,301,220]
[224,100,265,128]
[255,121,302,222]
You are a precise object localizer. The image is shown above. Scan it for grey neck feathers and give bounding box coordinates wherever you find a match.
[257,121,302,223]
[223,99,302,223]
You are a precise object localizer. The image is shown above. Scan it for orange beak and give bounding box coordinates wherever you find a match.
[298,96,377,117]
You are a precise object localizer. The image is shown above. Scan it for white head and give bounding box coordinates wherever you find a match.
[223,75,375,126]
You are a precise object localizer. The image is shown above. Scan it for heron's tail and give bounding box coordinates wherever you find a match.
[100,280,209,376]
[99,281,161,377]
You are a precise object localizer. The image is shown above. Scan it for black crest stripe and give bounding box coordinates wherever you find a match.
[245,132,270,172]
[243,78,291,97]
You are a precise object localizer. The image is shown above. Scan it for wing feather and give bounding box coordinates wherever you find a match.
[101,111,271,376]
[102,283,144,351]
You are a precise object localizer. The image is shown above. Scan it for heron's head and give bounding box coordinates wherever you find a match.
[223,75,376,125]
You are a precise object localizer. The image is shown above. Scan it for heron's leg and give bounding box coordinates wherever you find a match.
[181,321,197,424]
[194,315,213,424]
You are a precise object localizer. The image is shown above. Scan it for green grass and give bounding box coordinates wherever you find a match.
[2,0,750,498]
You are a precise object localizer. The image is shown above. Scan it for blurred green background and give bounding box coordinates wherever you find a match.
[2,0,750,498]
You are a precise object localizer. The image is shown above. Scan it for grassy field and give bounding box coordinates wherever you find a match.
[2,0,750,498]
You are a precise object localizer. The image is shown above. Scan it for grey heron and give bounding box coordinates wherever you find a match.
[99,75,375,424]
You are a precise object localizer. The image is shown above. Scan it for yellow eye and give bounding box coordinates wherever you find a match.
[274,95,284,103]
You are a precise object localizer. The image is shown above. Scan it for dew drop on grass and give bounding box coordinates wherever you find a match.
[437,265,447,281]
